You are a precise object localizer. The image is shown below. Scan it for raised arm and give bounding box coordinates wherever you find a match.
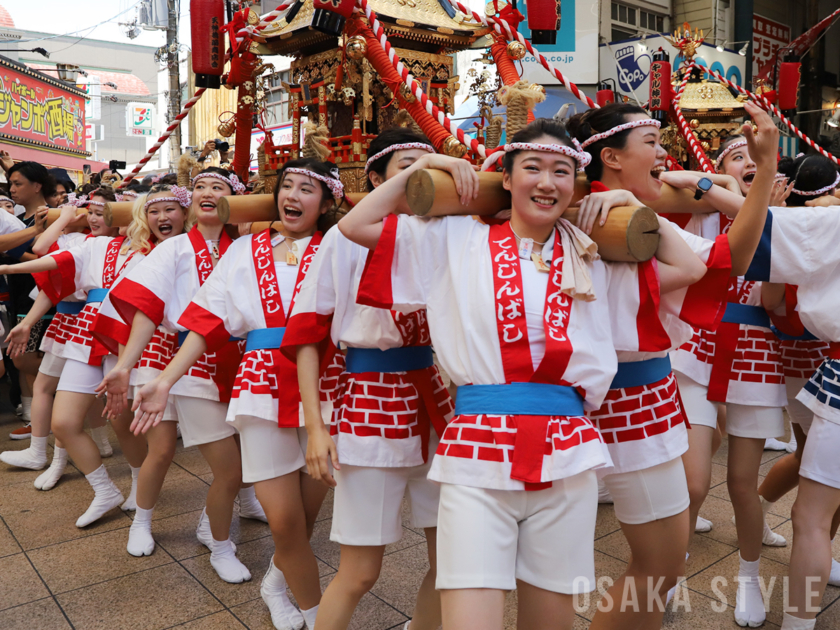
[724,103,778,275]
[32,206,76,257]
[657,171,747,218]
[0,207,47,255]
[96,311,158,419]
[339,153,478,250]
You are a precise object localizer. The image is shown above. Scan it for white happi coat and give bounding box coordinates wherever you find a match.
[39,232,89,358]
[282,227,454,469]
[97,227,237,402]
[353,214,675,491]
[671,212,786,407]
[741,206,840,424]
[35,236,144,365]
[590,221,733,474]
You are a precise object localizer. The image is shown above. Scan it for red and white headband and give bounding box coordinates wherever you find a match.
[122,190,139,199]
[791,171,840,197]
[282,167,345,201]
[481,141,592,173]
[88,199,105,208]
[144,186,192,210]
[715,140,748,172]
[364,143,435,174]
[580,119,661,150]
[191,171,246,195]
[0,195,12,204]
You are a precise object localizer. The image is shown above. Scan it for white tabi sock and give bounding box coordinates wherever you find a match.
[260,558,304,630]
[90,425,113,457]
[760,497,787,546]
[34,447,68,490]
[76,465,124,527]
[0,436,48,469]
[301,606,318,630]
[210,537,251,583]
[734,555,766,627]
[829,557,840,587]
[127,506,155,557]
[238,486,268,522]
[121,465,141,511]
[695,515,713,532]
[20,396,32,421]
[780,612,817,630]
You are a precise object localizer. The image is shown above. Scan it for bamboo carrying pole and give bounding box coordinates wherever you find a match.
[405,170,725,217]
[45,208,90,228]
[215,193,366,224]
[102,202,136,228]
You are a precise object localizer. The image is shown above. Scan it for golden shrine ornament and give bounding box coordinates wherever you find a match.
[443,135,468,157]
[506,41,527,61]
[345,36,367,61]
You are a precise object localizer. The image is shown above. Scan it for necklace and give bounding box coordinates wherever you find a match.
[509,224,549,262]
[207,239,220,258]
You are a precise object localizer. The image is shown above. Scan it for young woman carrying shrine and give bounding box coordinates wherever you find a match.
[565,101,776,630]
[130,158,341,629]
[281,128,458,630]
[0,194,112,489]
[96,170,259,583]
[712,151,840,630]
[666,127,791,626]
[335,114,779,630]
[0,186,182,528]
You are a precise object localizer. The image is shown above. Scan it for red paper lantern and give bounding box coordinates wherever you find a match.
[649,59,672,117]
[527,0,561,45]
[778,62,801,113]
[190,0,225,89]
[312,0,355,37]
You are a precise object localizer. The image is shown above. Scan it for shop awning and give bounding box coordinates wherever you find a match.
[0,144,108,178]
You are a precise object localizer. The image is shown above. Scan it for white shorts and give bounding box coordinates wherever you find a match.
[57,356,118,394]
[436,471,597,593]
[675,371,719,429]
[331,458,439,546]
[238,415,307,484]
[785,377,814,433]
[800,415,840,490]
[39,352,66,378]
[726,403,784,439]
[602,457,690,525]
[171,394,236,448]
[132,385,177,423]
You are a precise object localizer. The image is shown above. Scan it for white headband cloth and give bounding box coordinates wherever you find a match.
[191,171,246,194]
[88,200,105,208]
[144,186,192,210]
[579,119,661,150]
[481,141,592,173]
[282,167,345,201]
[0,195,12,203]
[364,143,435,174]
[791,171,840,197]
[715,140,748,172]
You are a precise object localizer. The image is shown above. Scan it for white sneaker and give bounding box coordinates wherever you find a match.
[695,516,713,532]
[764,438,787,451]
[260,562,305,630]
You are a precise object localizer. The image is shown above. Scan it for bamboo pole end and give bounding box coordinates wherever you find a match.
[405,170,435,216]
[624,206,661,262]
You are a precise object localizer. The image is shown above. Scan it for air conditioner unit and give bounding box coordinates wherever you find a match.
[139,0,169,31]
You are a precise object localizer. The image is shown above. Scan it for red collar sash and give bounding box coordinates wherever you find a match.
[188,226,233,286]
[102,236,135,289]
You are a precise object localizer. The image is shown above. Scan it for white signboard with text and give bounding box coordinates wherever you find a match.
[126,102,155,137]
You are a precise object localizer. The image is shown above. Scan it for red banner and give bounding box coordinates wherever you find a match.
[0,58,87,155]
[754,8,840,83]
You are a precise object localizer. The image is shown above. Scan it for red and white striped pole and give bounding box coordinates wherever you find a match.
[120,88,207,187]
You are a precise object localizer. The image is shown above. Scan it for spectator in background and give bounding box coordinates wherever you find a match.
[47,169,76,208]
[5,161,53,434]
